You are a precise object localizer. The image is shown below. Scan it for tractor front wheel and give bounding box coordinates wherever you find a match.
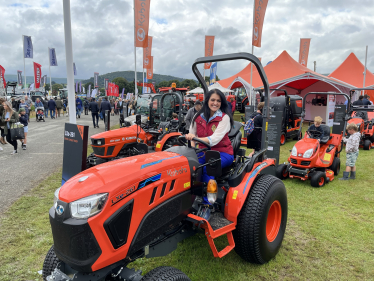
[280,132,286,145]
[310,171,326,188]
[330,157,340,175]
[275,164,289,180]
[233,175,288,264]
[363,139,371,150]
[42,245,60,281]
[141,266,191,281]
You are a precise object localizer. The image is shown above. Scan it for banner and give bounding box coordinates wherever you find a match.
[79,81,82,93]
[23,35,33,58]
[88,84,91,97]
[94,72,99,88]
[40,75,44,87]
[204,36,215,69]
[108,82,119,97]
[17,70,22,86]
[105,78,109,90]
[48,48,57,66]
[73,63,77,76]
[91,88,97,98]
[33,62,42,89]
[328,95,336,127]
[0,65,6,89]
[75,81,78,93]
[299,38,311,67]
[143,36,153,68]
[210,62,218,85]
[134,0,151,48]
[121,88,125,98]
[147,56,153,79]
[252,0,269,48]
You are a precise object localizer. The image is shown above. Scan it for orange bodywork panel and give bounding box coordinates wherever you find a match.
[154,132,182,152]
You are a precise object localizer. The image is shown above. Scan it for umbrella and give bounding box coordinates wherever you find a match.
[208,82,234,93]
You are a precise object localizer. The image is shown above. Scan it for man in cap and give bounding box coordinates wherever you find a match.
[184,101,202,134]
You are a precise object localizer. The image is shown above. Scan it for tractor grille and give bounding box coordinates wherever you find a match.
[92,146,105,156]
[300,161,311,166]
[290,158,298,164]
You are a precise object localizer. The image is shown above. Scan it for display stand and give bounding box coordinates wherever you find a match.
[266,111,282,165]
[332,105,347,135]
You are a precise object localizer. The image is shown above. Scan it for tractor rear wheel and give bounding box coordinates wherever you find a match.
[141,266,191,281]
[280,132,286,145]
[233,175,288,264]
[42,245,60,281]
[293,131,302,140]
[363,139,371,150]
[330,157,340,175]
[310,171,326,188]
[275,164,289,180]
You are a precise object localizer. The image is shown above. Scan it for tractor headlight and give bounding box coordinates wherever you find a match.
[70,193,108,219]
[53,187,61,209]
[206,180,218,204]
[291,146,297,157]
[303,148,314,159]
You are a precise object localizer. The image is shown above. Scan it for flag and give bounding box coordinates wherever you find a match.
[105,79,109,90]
[210,62,218,85]
[0,65,6,88]
[17,70,22,86]
[49,48,58,66]
[88,84,91,97]
[75,81,78,93]
[143,36,153,68]
[79,81,82,93]
[40,75,44,87]
[23,36,33,58]
[33,62,42,89]
[73,63,77,76]
[252,0,269,48]
[91,88,97,98]
[147,56,153,79]
[299,38,311,67]
[94,72,99,88]
[204,36,215,69]
[29,83,34,92]
[134,0,151,48]
[107,82,119,97]
[121,88,125,99]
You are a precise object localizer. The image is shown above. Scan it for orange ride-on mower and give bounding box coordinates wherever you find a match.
[348,87,374,150]
[276,92,350,188]
[87,93,184,167]
[43,53,288,281]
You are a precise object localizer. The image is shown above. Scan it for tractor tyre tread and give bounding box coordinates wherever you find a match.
[330,157,340,176]
[275,164,288,180]
[141,266,191,281]
[310,171,326,187]
[233,174,288,264]
[363,139,371,150]
[42,245,60,281]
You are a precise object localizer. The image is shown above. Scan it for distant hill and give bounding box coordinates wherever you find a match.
[80,71,186,87]
[4,75,84,85]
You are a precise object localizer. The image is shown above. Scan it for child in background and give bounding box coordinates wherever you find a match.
[18,108,28,150]
[308,116,324,140]
[172,113,178,121]
[340,123,360,180]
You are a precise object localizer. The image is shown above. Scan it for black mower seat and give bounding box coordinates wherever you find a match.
[228,121,243,138]
[320,125,331,144]
[229,121,244,156]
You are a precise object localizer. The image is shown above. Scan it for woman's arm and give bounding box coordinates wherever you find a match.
[10,112,19,123]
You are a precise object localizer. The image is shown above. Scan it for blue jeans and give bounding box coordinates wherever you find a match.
[45,109,48,117]
[198,151,234,183]
[49,109,55,118]
[76,108,81,117]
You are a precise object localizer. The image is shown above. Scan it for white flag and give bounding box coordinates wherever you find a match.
[91,88,97,98]
[23,36,33,58]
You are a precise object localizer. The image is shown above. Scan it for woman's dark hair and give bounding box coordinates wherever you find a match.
[192,89,234,126]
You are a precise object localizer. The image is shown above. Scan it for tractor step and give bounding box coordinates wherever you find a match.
[209,212,233,231]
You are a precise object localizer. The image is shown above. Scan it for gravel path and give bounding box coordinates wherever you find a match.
[0,112,119,214]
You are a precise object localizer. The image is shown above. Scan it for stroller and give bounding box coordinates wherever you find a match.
[36,107,45,122]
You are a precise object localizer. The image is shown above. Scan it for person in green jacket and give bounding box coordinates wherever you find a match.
[55,97,63,118]
[1,101,19,154]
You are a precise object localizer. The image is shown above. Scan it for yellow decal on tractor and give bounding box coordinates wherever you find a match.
[184,182,190,188]
[232,190,238,200]
[324,154,331,162]
[265,122,268,131]
[156,143,161,148]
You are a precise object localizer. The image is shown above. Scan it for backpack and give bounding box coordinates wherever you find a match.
[244,113,260,135]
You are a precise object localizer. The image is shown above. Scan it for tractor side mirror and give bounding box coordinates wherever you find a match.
[136,114,141,125]
[205,150,222,178]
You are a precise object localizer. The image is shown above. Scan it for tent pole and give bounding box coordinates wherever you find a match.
[363,45,368,96]
[249,45,254,106]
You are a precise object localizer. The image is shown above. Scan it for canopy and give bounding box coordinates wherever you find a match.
[187,87,204,94]
[208,82,234,93]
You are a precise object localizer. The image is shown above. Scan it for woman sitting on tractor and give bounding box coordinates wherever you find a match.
[308,116,324,141]
[185,89,235,183]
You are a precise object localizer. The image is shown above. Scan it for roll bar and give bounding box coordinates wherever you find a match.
[270,88,288,97]
[192,53,270,152]
[349,87,374,98]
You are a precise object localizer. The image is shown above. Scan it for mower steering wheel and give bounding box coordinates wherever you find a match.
[307,130,322,139]
[177,136,211,154]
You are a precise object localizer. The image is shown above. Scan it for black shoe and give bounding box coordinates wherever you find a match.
[97,125,99,128]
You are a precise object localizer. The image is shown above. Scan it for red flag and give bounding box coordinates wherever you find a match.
[143,36,153,69]
[147,56,153,79]
[0,65,6,88]
[299,38,311,67]
[204,36,215,69]
[107,82,119,97]
[252,0,269,47]
[135,0,151,48]
[33,62,42,89]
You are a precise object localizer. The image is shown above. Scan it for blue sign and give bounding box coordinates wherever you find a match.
[210,62,217,85]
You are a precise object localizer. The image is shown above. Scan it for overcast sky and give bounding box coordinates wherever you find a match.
[0,0,373,82]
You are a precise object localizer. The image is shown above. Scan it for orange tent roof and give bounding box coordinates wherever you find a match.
[328,52,374,87]
[219,51,335,90]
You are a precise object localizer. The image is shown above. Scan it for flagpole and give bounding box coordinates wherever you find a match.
[143,68,144,94]
[133,0,138,100]
[363,45,368,96]
[48,48,51,97]
[23,35,26,92]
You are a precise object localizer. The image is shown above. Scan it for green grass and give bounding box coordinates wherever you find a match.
[0,114,373,280]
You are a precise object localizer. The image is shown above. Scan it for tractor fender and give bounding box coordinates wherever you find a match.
[155,132,182,152]
[224,158,275,223]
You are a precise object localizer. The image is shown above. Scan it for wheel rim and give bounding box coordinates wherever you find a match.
[319,176,324,186]
[280,134,285,144]
[282,168,288,178]
[266,200,282,242]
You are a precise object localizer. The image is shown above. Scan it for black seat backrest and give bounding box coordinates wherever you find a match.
[158,121,170,131]
[230,131,242,156]
[355,111,368,121]
[228,121,243,138]
[320,125,331,144]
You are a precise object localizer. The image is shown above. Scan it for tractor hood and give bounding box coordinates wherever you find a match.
[293,138,319,157]
[59,151,189,203]
[348,117,363,126]
[91,125,139,141]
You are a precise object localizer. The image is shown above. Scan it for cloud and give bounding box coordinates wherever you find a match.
[0,0,373,83]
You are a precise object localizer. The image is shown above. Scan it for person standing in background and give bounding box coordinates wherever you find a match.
[75,96,82,118]
[0,98,7,147]
[89,98,100,128]
[18,108,28,150]
[43,97,49,118]
[24,96,32,122]
[2,101,19,155]
[48,97,57,119]
[55,97,63,118]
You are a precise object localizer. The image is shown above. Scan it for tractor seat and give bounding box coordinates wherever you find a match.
[355,111,368,121]
[319,125,331,144]
[229,121,244,156]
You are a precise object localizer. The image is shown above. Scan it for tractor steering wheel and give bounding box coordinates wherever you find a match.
[177,136,212,154]
[307,130,322,139]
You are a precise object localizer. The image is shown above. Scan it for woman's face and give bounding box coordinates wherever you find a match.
[208,93,221,113]
[3,103,8,109]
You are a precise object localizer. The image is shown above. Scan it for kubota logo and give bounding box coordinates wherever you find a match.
[253,27,259,41]
[144,58,149,65]
[137,28,145,42]
[167,168,187,177]
[148,72,152,78]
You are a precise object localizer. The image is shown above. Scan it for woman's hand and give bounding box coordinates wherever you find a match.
[185,133,196,141]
